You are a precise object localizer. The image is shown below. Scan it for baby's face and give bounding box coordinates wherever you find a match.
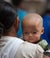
[23,24,43,43]
[22,13,44,43]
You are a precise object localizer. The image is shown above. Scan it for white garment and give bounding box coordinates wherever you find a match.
[15,41,44,58]
[0,36,44,58]
[0,36,24,58]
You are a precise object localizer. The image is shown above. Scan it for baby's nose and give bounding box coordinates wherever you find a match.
[29,33,32,36]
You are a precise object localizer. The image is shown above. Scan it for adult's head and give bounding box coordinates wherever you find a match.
[0,1,19,37]
[22,13,44,43]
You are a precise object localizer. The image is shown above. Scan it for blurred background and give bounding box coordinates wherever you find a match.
[4,0,50,15]
[1,0,50,45]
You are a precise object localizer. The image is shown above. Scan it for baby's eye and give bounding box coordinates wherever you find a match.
[32,32,37,34]
[24,32,29,34]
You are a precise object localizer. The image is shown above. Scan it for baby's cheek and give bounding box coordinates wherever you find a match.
[24,36,28,40]
[34,36,40,41]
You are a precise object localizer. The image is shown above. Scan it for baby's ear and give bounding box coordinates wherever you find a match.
[41,27,44,34]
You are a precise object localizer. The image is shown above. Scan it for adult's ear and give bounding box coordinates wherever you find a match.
[14,16,20,32]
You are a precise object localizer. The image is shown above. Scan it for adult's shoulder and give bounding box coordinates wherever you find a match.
[15,41,44,58]
[15,41,37,58]
[18,41,44,53]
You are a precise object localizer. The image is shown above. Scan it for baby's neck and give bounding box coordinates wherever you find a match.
[33,39,41,44]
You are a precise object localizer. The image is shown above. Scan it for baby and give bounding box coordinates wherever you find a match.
[22,13,49,51]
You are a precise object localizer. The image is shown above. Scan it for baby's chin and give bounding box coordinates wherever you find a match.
[28,40,35,43]
[28,39,40,44]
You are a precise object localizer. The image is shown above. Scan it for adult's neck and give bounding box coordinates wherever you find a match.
[3,27,17,37]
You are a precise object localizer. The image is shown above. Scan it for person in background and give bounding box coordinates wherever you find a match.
[11,0,27,37]
[22,13,49,51]
[0,1,44,58]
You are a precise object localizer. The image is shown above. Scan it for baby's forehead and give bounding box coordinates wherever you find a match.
[23,13,42,20]
[23,13,43,27]
[24,18,41,23]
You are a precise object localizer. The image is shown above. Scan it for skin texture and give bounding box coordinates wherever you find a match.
[43,55,50,58]
[22,13,44,43]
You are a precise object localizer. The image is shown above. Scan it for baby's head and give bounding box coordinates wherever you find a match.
[22,13,44,43]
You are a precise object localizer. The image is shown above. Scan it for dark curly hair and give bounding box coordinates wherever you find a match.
[0,1,17,37]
